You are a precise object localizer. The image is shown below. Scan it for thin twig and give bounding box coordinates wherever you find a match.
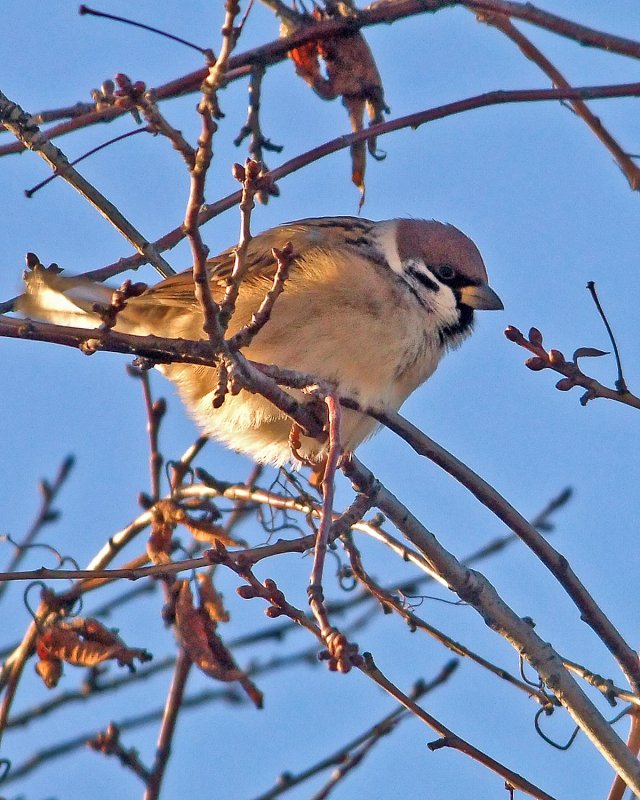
[607,710,640,800]
[234,63,282,204]
[0,456,74,603]
[0,91,174,278]
[2,640,329,785]
[25,127,151,198]
[344,455,640,794]
[0,78,633,303]
[184,102,223,344]
[144,649,192,800]
[252,663,457,800]
[230,242,294,350]
[505,325,640,409]
[361,653,557,800]
[586,282,629,393]
[477,12,640,191]
[343,404,640,693]
[3,0,640,160]
[307,395,341,641]
[136,91,196,169]
[79,5,211,55]
[217,159,262,333]
[0,318,326,438]
[130,368,166,502]
[88,722,151,783]
[341,533,552,708]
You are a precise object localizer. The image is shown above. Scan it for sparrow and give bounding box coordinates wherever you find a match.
[17,216,502,466]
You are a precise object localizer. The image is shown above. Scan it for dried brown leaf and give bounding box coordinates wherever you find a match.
[284,9,387,198]
[147,501,176,565]
[35,656,63,688]
[197,572,230,624]
[37,623,151,672]
[174,581,262,706]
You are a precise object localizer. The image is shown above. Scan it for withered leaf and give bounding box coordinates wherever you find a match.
[174,581,262,707]
[35,655,63,688]
[284,8,388,201]
[36,621,151,678]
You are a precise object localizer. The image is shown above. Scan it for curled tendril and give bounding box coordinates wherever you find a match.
[534,707,580,750]
[2,534,65,564]
[166,459,196,489]
[608,706,632,726]
[23,581,51,630]
[58,554,81,572]
[519,654,544,689]
[397,590,465,610]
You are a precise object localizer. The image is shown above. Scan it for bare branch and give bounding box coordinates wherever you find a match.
[361,653,557,800]
[344,455,640,794]
[0,90,175,278]
[342,404,640,692]
[505,325,640,409]
[0,456,74,604]
[476,13,640,191]
[252,663,457,800]
[144,650,192,800]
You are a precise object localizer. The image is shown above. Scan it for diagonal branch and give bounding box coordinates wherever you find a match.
[0,90,174,278]
[342,402,640,693]
[23,79,639,296]
[476,12,640,190]
[2,0,640,159]
[361,653,556,800]
[344,455,640,796]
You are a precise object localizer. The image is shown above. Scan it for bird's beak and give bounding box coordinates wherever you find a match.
[459,284,504,311]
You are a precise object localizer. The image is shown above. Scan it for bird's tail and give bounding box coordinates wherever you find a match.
[17,267,123,330]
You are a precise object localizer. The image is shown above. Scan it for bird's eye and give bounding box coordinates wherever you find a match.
[436,265,456,281]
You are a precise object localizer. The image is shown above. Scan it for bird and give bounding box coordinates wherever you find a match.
[17,216,502,466]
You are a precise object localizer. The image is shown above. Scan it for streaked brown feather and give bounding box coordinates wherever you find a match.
[137,217,377,308]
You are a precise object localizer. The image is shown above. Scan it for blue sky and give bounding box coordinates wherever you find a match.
[2,2,640,798]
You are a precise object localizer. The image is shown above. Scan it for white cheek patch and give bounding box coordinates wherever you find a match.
[373,220,403,274]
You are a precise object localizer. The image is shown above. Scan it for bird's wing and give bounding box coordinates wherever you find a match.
[139,217,372,308]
